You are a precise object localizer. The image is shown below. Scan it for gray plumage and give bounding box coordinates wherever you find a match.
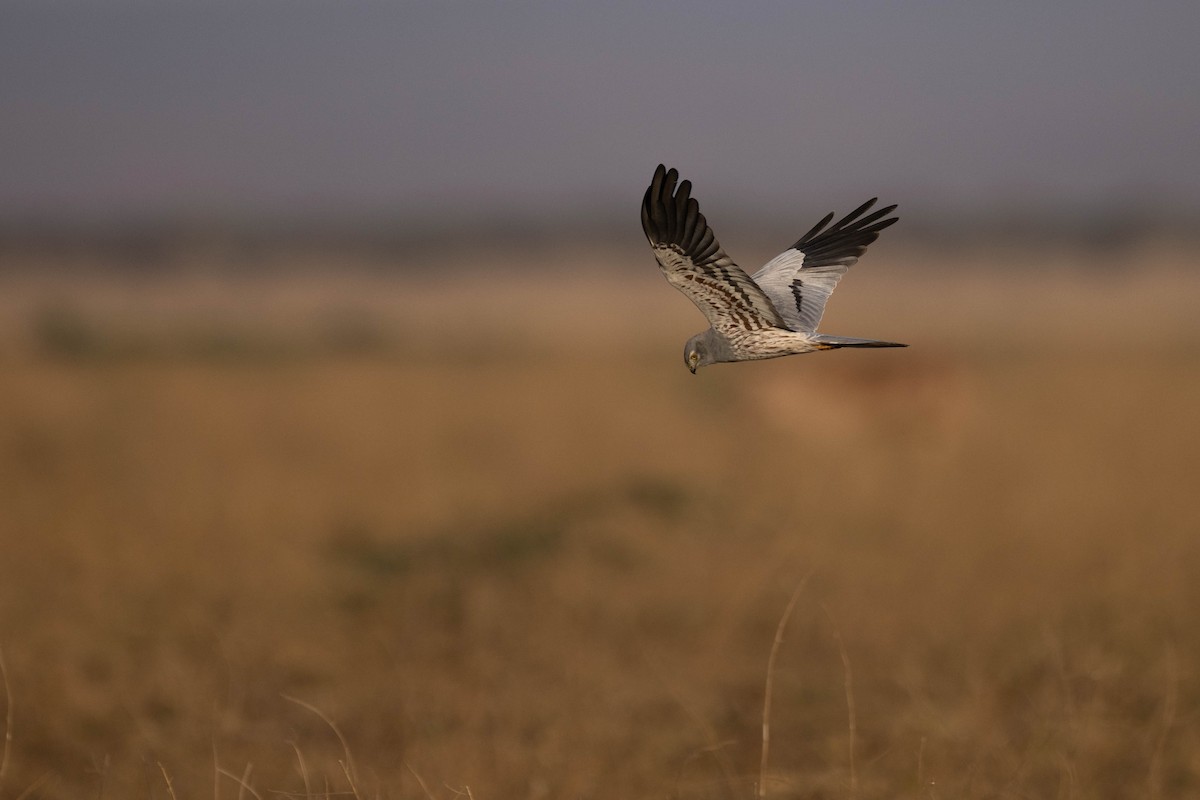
[641,164,906,373]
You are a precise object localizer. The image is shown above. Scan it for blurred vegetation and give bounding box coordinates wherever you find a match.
[0,240,1198,799]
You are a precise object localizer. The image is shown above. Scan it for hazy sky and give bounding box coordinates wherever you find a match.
[3,1,1199,225]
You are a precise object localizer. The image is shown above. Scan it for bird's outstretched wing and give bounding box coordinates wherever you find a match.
[750,198,898,333]
[641,164,787,335]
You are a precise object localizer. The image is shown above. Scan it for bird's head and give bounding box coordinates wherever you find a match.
[683,334,714,374]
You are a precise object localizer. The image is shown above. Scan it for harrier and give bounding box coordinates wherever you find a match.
[641,164,905,373]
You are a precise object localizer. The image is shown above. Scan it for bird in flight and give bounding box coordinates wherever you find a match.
[641,164,906,373]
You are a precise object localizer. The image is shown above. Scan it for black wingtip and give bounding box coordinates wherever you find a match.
[641,164,734,269]
[790,197,899,267]
[643,163,684,245]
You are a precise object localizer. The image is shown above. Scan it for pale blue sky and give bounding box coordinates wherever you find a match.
[3,1,1198,226]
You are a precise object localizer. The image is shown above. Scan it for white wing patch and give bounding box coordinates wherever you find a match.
[752,253,849,333]
[749,198,898,334]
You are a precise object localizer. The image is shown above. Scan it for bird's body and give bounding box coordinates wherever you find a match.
[641,164,905,372]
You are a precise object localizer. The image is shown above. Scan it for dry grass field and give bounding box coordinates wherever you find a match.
[1,236,1199,799]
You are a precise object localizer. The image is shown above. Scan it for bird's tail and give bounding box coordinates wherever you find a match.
[815,334,907,349]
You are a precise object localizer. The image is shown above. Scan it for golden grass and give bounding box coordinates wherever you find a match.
[0,238,1198,798]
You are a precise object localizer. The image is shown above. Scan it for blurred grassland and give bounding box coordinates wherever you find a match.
[0,237,1199,799]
